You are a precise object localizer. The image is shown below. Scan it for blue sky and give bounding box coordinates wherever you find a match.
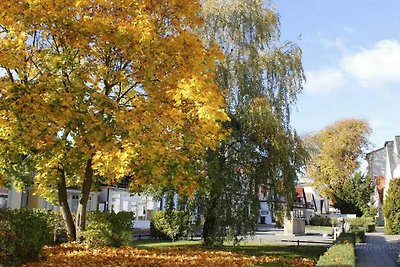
[274,1,400,150]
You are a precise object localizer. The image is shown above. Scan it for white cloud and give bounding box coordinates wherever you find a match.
[305,39,400,94]
[342,40,400,88]
[304,68,344,94]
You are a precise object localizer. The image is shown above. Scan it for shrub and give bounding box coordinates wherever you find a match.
[0,209,52,266]
[347,216,375,232]
[150,211,190,241]
[351,228,366,243]
[317,232,356,267]
[48,210,69,243]
[383,179,400,234]
[310,215,331,226]
[82,211,134,247]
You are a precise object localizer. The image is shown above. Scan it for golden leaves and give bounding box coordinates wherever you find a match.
[21,243,316,267]
[0,0,230,198]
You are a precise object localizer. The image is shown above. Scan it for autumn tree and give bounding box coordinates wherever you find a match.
[0,0,228,241]
[198,0,307,245]
[305,119,371,213]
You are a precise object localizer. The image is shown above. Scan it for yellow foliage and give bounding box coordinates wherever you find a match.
[21,243,316,267]
[0,0,229,197]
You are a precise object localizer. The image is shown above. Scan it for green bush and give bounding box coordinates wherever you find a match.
[351,228,366,243]
[317,232,356,267]
[150,210,190,241]
[310,215,331,226]
[48,210,69,243]
[366,223,375,233]
[0,209,52,266]
[347,217,375,232]
[82,211,134,247]
[383,179,400,234]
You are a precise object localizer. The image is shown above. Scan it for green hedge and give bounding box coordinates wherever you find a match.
[352,228,366,243]
[150,211,190,241]
[347,217,375,232]
[0,209,53,266]
[383,179,400,234]
[310,215,331,226]
[317,232,356,267]
[82,211,134,247]
[335,232,356,246]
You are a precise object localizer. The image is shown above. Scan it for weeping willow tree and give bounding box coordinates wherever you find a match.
[199,0,307,245]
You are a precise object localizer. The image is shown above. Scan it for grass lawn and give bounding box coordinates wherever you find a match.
[22,240,326,267]
[132,239,327,266]
[305,225,333,234]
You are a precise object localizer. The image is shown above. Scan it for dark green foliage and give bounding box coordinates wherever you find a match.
[309,215,331,226]
[150,211,190,241]
[0,209,52,266]
[366,223,375,233]
[383,179,400,234]
[317,232,356,267]
[82,211,134,247]
[351,228,366,243]
[333,173,375,216]
[49,210,69,242]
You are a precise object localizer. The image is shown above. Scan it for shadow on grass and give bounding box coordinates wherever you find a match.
[131,240,327,266]
[224,245,327,266]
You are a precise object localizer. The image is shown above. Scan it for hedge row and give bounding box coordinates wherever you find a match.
[347,217,375,233]
[309,215,331,226]
[316,233,356,267]
[383,179,400,234]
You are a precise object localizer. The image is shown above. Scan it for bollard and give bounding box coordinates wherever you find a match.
[297,240,300,246]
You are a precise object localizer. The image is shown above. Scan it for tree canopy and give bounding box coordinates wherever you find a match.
[199,0,307,245]
[305,118,372,213]
[0,0,228,240]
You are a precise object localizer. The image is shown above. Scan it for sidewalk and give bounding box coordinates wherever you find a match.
[356,229,400,267]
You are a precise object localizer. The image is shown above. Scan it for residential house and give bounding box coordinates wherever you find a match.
[0,184,161,229]
[295,184,332,223]
[366,136,400,225]
[258,184,273,224]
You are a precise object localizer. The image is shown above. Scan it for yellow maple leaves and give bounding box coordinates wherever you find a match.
[21,243,316,267]
[0,0,229,198]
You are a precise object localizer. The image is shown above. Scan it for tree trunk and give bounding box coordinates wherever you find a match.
[202,196,218,246]
[75,158,93,242]
[58,169,76,241]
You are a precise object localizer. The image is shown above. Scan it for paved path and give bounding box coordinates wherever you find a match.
[356,231,400,267]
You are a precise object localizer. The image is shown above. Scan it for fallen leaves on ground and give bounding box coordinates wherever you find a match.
[21,243,316,267]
